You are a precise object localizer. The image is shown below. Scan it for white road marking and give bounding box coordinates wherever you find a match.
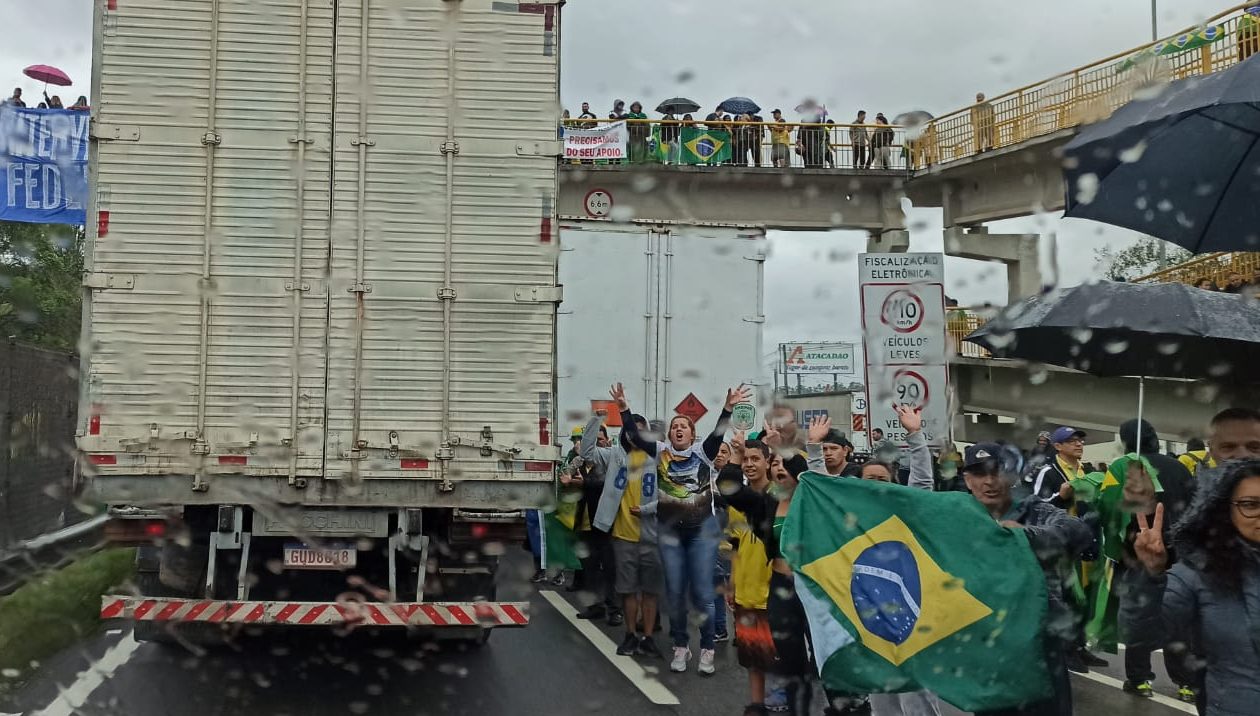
[1072,670,1196,714]
[31,633,141,716]
[539,590,680,706]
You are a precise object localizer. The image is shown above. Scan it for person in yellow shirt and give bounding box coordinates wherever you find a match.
[1178,438,1211,476]
[719,439,778,715]
[769,109,792,168]
[583,412,664,659]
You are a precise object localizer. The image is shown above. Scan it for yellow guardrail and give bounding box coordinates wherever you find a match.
[923,2,1260,167]
[1133,251,1260,288]
[947,308,991,358]
[560,118,911,170]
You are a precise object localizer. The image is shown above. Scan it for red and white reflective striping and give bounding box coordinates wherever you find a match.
[100,596,529,627]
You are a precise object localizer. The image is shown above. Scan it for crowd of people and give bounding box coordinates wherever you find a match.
[527,385,1260,716]
[3,86,88,111]
[564,100,903,169]
[1194,266,1260,296]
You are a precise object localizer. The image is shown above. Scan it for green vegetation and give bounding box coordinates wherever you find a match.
[1094,237,1193,282]
[0,548,135,691]
[0,220,85,352]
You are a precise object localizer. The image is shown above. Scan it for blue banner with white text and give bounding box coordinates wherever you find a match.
[0,107,90,225]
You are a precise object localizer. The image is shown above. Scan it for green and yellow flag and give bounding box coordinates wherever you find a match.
[1118,25,1226,71]
[652,126,732,164]
[782,474,1053,712]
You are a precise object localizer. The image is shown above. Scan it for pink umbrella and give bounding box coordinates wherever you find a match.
[23,64,72,87]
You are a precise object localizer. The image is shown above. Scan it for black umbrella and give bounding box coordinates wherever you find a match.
[964,281,1260,380]
[718,97,760,115]
[892,110,934,128]
[966,281,1260,448]
[1062,53,1260,253]
[656,97,701,115]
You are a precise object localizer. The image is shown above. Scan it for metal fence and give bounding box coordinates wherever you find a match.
[0,341,81,547]
[1134,251,1260,288]
[947,309,991,358]
[925,2,1259,166]
[561,119,912,171]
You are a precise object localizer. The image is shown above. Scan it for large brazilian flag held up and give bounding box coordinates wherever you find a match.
[652,126,732,164]
[782,474,1053,712]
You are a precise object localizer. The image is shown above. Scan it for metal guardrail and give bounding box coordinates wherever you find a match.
[1133,251,1260,288]
[0,514,107,597]
[947,308,991,358]
[561,118,912,171]
[925,2,1260,167]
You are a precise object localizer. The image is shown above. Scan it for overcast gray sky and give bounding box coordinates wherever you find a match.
[3,0,1230,357]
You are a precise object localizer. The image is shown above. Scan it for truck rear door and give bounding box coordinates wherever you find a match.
[323,0,562,491]
[83,0,335,484]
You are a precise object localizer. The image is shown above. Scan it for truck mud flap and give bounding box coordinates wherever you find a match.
[101,596,528,628]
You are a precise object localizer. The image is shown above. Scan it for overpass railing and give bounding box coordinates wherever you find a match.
[947,308,992,358]
[923,2,1260,167]
[560,119,911,171]
[1133,252,1260,288]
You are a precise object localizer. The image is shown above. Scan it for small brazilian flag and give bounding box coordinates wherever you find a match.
[783,474,1054,712]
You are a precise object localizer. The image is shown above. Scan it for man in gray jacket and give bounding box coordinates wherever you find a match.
[581,412,664,658]
[962,441,1096,716]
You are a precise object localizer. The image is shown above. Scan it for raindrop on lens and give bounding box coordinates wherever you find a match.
[1103,338,1129,354]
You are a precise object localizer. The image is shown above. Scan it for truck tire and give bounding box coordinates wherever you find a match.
[131,570,175,644]
[134,562,224,647]
[445,582,495,649]
[158,540,207,595]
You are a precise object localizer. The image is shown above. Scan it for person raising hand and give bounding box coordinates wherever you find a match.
[610,381,744,677]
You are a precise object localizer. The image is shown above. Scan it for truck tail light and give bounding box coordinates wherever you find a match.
[89,454,117,465]
[105,518,169,544]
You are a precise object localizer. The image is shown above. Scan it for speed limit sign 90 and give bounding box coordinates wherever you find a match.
[583,189,613,217]
[891,368,930,409]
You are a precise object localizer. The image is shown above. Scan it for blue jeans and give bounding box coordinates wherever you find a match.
[658,514,720,650]
[712,555,730,635]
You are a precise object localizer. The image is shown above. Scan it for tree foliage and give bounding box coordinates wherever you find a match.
[0,221,85,352]
[1094,238,1192,282]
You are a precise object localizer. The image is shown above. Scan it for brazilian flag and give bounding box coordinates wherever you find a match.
[782,474,1054,712]
[1118,25,1226,71]
[653,126,732,164]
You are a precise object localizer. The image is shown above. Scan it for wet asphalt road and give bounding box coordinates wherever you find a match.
[0,553,1197,716]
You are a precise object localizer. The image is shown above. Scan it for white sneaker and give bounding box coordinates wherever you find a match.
[698,648,716,676]
[670,646,691,672]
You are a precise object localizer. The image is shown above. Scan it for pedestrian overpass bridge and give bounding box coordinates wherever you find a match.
[558,2,1260,442]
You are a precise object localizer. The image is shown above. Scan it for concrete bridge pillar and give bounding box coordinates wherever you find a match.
[944,225,1041,302]
[867,229,910,253]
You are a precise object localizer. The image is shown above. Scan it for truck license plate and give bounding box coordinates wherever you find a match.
[283,543,357,570]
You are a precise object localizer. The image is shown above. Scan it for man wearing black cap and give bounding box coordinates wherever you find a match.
[1028,426,1109,674]
[804,421,862,478]
[1028,426,1088,508]
[961,442,1095,716]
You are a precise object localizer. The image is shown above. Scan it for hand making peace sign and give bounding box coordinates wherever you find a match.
[1133,502,1168,575]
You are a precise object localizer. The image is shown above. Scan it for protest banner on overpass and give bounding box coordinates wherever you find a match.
[0,108,89,225]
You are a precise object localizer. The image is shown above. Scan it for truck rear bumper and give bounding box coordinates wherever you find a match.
[101,596,528,628]
[86,474,553,510]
